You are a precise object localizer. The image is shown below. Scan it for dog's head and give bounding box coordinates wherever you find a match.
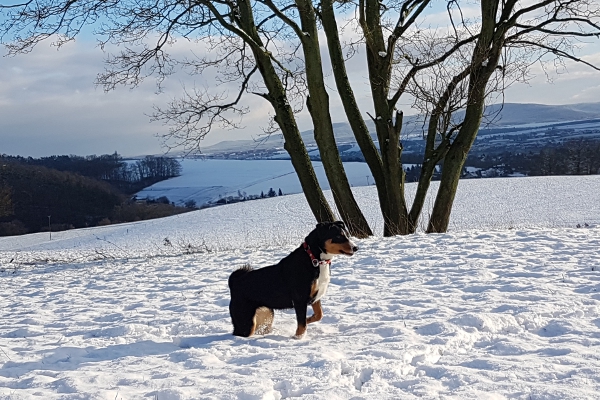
[305,221,358,259]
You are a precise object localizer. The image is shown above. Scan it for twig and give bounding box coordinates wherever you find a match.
[0,346,11,361]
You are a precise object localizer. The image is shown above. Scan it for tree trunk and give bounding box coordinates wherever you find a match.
[277,108,336,223]
[362,0,410,236]
[426,140,472,233]
[296,0,372,238]
[375,111,409,236]
[236,0,335,223]
[426,114,482,233]
[320,0,392,234]
[427,0,502,233]
[408,157,442,232]
[366,63,409,236]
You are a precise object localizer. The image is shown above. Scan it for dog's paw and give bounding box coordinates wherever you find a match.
[292,333,306,340]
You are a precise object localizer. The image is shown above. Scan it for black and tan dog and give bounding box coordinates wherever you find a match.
[228,221,357,338]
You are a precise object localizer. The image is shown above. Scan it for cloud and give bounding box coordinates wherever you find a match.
[0,36,285,157]
[501,50,600,105]
[0,40,161,157]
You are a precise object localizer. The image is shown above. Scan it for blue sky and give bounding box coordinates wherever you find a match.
[1,3,600,158]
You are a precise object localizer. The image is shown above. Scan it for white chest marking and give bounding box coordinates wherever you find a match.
[313,263,331,302]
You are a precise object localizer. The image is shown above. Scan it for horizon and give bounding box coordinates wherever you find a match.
[3,100,600,159]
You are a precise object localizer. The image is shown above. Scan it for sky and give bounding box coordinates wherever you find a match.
[1,3,600,158]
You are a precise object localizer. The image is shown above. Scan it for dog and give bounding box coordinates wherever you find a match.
[228,221,358,338]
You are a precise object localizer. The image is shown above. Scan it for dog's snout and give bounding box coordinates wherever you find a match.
[352,245,359,252]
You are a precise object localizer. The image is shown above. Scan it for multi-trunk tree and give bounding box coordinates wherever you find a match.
[2,1,599,236]
[417,0,600,232]
[324,0,600,234]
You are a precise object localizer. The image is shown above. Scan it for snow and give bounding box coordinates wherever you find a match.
[465,166,481,173]
[1,175,600,399]
[497,120,599,130]
[136,159,376,206]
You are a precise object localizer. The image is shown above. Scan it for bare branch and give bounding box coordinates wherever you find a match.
[258,0,303,39]
[510,39,600,72]
[389,0,431,46]
[154,64,259,154]
[389,33,479,110]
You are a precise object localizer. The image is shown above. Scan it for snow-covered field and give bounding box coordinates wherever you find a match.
[135,159,374,206]
[1,175,600,399]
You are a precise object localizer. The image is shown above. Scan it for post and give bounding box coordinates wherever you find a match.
[48,215,51,240]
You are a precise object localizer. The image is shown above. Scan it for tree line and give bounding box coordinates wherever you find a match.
[466,139,600,177]
[0,153,182,194]
[532,140,600,176]
[2,1,599,237]
[0,154,186,236]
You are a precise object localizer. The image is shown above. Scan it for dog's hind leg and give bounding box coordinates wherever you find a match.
[253,307,274,335]
[229,299,258,337]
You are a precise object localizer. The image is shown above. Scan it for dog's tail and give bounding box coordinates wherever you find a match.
[228,264,253,288]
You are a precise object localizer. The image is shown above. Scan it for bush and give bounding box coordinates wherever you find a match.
[184,199,197,209]
[0,220,27,236]
[39,223,75,232]
[112,202,189,223]
[97,218,112,226]
[156,196,170,204]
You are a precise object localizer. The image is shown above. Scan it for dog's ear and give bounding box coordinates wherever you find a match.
[308,223,326,245]
[316,221,335,229]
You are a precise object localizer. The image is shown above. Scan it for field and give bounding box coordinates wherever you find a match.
[135,159,375,207]
[1,175,600,399]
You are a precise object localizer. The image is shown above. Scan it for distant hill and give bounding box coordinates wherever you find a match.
[0,162,123,235]
[200,102,600,157]
[0,155,192,236]
[480,102,600,126]
[135,102,600,208]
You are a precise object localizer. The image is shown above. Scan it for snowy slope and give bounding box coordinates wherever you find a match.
[135,159,374,207]
[1,175,600,399]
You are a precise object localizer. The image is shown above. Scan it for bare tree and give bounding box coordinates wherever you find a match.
[423,0,600,232]
[0,186,13,217]
[564,139,600,174]
[0,0,344,231]
[3,1,599,237]
[321,0,478,235]
[260,0,372,236]
[321,0,600,234]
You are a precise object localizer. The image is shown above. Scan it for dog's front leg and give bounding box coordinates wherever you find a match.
[292,300,308,339]
[307,300,323,324]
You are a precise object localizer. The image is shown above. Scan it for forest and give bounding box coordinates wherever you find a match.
[0,154,188,236]
[464,138,600,177]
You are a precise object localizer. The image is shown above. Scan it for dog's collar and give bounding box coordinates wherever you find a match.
[303,242,331,268]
